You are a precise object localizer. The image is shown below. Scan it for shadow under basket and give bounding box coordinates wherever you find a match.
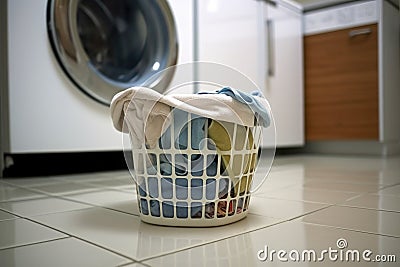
[129,117,263,227]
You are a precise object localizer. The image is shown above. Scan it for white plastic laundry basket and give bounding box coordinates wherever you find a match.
[129,112,263,227]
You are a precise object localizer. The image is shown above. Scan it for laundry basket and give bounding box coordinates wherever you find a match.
[129,111,264,227]
[111,63,276,227]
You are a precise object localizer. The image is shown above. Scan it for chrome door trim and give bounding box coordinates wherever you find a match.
[47,0,178,106]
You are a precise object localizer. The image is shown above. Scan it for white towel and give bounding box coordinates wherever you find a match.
[110,87,269,148]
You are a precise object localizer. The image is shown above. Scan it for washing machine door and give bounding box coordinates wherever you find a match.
[47,0,178,106]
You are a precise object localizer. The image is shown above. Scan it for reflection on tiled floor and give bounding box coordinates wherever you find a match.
[0,155,399,266]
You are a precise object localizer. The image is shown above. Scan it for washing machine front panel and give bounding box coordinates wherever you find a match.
[6,0,192,153]
[48,0,178,105]
[7,0,121,153]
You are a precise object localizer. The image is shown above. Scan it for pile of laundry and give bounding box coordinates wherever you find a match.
[111,86,271,218]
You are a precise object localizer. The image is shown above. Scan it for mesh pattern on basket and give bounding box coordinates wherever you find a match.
[131,112,262,227]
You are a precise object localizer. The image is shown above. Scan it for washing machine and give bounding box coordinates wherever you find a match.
[0,0,194,176]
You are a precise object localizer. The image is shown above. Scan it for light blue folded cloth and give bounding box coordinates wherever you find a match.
[199,87,270,127]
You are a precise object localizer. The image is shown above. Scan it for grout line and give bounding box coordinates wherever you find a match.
[0,236,70,251]
[284,204,335,222]
[303,222,400,239]
[337,204,400,213]
[0,206,25,219]
[50,193,140,217]
[72,179,134,189]
[0,180,140,217]
[304,180,392,187]
[0,195,54,205]
[300,203,400,237]
[136,206,336,262]
[291,185,389,195]
[53,175,127,183]
[117,261,152,267]
[0,203,139,260]
[17,216,138,262]
[19,185,104,197]
[0,184,101,208]
[0,211,73,239]
[332,203,400,214]
[137,215,294,262]
[375,182,400,192]
[139,206,337,263]
[137,219,288,262]
[0,177,123,192]
[253,192,362,206]
[0,203,96,218]
[335,204,400,213]
[95,206,139,217]
[141,204,398,263]
[252,193,340,205]
[337,198,400,213]
[0,183,338,263]
[2,166,399,262]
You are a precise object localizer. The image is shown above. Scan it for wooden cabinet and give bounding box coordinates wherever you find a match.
[304,24,379,140]
[303,0,400,155]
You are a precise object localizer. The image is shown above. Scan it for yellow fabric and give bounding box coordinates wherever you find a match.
[207,120,257,195]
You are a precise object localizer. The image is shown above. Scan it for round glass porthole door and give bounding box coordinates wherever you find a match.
[47,0,178,106]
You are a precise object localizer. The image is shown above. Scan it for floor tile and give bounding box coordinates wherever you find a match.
[0,183,45,202]
[55,170,130,182]
[249,196,328,219]
[254,166,306,195]
[0,197,92,217]
[376,184,400,197]
[1,177,64,187]
[32,207,281,261]
[0,218,67,249]
[1,155,399,266]
[98,170,132,179]
[144,221,400,267]
[257,187,360,204]
[289,155,394,173]
[113,185,137,194]
[0,237,130,267]
[80,177,135,189]
[300,205,400,237]
[62,190,138,215]
[0,209,17,221]
[30,181,100,196]
[270,155,309,170]
[375,171,400,186]
[341,193,400,212]
[300,181,383,194]
[303,169,388,185]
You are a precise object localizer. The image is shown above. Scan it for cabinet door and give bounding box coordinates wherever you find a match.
[304,24,379,141]
[197,0,260,92]
[198,0,304,148]
[262,3,304,147]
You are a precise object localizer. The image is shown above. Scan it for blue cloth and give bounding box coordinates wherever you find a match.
[199,87,270,127]
[157,109,208,177]
[159,109,207,151]
[143,87,268,218]
[145,109,211,218]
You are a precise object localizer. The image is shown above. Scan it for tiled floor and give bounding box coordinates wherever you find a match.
[0,155,399,266]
